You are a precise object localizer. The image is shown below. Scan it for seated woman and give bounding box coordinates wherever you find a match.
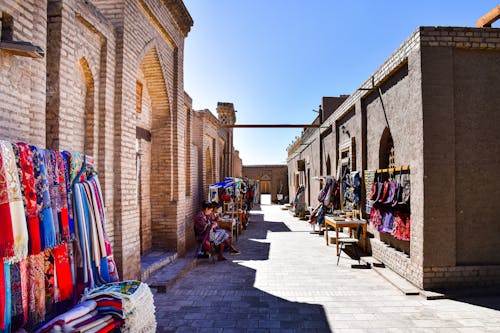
[194,201,240,261]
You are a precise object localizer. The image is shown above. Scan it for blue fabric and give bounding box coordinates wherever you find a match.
[41,208,56,248]
[99,257,110,283]
[3,261,11,333]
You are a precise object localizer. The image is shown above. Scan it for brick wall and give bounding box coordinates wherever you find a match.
[242,165,288,204]
[287,26,500,290]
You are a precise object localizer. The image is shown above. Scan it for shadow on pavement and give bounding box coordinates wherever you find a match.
[155,208,332,332]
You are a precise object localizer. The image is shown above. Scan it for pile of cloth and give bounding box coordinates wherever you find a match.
[34,300,122,333]
[80,281,156,333]
[0,140,119,332]
[34,281,155,333]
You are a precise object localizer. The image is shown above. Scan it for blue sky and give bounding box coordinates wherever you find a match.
[183,1,499,165]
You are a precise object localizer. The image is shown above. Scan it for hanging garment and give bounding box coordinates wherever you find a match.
[383,181,396,205]
[392,211,411,241]
[13,143,42,255]
[26,253,46,327]
[89,176,118,282]
[0,148,15,258]
[56,151,70,242]
[44,249,55,315]
[31,146,56,249]
[381,210,394,233]
[53,243,73,302]
[10,259,28,329]
[1,141,29,262]
[61,152,75,238]
[44,149,61,243]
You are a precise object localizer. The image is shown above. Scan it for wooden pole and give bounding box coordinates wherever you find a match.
[477,5,500,27]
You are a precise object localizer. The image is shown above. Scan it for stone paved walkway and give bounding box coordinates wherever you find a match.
[153,205,500,332]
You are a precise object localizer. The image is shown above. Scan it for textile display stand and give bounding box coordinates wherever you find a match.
[0,140,156,333]
[365,166,411,255]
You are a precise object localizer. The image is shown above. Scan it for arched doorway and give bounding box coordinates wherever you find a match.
[379,127,395,169]
[136,46,172,253]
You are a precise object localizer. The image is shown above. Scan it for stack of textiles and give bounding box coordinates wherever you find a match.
[0,140,119,332]
[34,300,123,333]
[81,281,156,333]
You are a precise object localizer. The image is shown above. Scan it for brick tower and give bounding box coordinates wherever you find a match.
[216,102,236,178]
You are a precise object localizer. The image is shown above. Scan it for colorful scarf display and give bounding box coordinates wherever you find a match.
[0,142,121,332]
[0,151,15,259]
[1,141,29,263]
[13,143,42,255]
[30,146,56,250]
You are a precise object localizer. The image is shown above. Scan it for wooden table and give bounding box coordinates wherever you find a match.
[324,216,367,255]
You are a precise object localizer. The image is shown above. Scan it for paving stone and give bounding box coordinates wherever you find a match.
[152,205,500,332]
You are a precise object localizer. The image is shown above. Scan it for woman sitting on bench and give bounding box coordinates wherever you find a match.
[194,201,240,261]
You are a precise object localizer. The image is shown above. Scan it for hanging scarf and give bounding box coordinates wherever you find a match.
[3,261,11,333]
[31,146,56,249]
[68,152,84,185]
[0,149,15,258]
[1,141,29,263]
[53,243,73,302]
[56,151,70,242]
[61,152,75,238]
[89,176,118,282]
[73,183,93,288]
[44,249,55,315]
[10,259,28,329]
[26,253,45,327]
[0,260,4,330]
[43,149,61,243]
[13,143,42,255]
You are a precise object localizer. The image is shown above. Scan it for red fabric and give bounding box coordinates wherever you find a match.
[0,150,15,258]
[0,260,5,330]
[96,299,123,310]
[15,143,41,255]
[98,318,124,333]
[60,208,70,242]
[53,244,73,301]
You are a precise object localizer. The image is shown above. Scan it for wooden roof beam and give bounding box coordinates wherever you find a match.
[220,124,319,128]
[477,5,500,28]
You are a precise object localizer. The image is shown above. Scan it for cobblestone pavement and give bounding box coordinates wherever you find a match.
[153,205,500,333]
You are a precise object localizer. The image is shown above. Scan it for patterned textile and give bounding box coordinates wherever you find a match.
[53,243,73,302]
[13,143,42,255]
[56,151,70,242]
[1,141,29,262]
[392,211,411,241]
[26,253,46,327]
[0,148,15,258]
[73,182,93,288]
[31,146,56,249]
[10,259,28,329]
[43,149,61,242]
[61,152,75,238]
[44,249,55,315]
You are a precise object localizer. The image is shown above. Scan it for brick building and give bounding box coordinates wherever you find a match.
[287,26,500,290]
[243,165,288,204]
[0,0,241,280]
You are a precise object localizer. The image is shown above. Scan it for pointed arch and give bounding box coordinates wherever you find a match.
[206,147,214,187]
[379,127,394,169]
[137,46,173,251]
[79,57,96,157]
